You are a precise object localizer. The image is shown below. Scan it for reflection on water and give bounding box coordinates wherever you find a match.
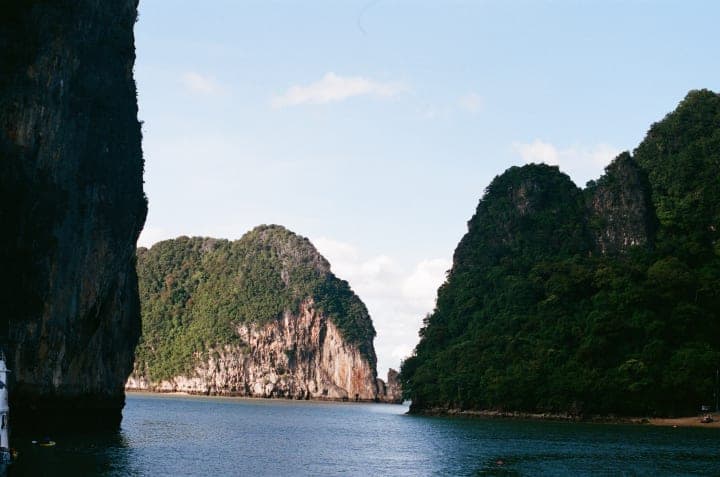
[6,394,720,476]
[9,429,133,476]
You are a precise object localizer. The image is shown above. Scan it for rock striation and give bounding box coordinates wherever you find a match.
[129,226,399,402]
[128,300,378,400]
[0,1,146,430]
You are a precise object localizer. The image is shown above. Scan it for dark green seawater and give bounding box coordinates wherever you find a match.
[8,394,720,476]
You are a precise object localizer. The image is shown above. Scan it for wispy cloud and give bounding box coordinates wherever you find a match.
[458,92,483,114]
[181,71,224,95]
[313,237,450,376]
[271,72,405,108]
[514,140,561,165]
[513,140,620,186]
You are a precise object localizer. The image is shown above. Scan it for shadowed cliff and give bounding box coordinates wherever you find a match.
[0,0,146,431]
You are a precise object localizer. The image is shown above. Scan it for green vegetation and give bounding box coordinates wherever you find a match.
[135,225,376,381]
[401,90,720,417]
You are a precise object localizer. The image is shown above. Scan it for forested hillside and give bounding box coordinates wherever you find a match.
[401,90,720,417]
[135,225,376,383]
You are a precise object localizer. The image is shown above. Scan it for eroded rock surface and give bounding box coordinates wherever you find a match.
[128,300,379,400]
[0,0,146,430]
[587,153,655,254]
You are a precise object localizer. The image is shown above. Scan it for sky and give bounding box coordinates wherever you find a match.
[134,0,720,376]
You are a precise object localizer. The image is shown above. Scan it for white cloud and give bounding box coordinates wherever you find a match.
[512,140,620,187]
[458,92,483,114]
[402,259,450,308]
[313,237,450,377]
[313,237,360,263]
[514,140,560,165]
[271,72,405,108]
[137,225,173,248]
[391,345,414,361]
[181,72,224,95]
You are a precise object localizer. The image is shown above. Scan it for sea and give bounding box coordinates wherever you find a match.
[7,393,719,476]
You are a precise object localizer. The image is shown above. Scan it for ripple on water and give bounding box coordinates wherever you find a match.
[7,395,720,476]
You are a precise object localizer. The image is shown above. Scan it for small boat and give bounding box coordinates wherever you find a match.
[32,438,56,448]
[700,414,714,424]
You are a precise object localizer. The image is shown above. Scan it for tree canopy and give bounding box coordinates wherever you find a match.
[401,90,720,417]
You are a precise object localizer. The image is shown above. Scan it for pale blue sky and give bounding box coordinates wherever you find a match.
[135,0,720,375]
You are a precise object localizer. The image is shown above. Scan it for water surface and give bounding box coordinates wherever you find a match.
[9,394,719,476]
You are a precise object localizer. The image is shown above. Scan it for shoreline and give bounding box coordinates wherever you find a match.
[125,389,403,405]
[125,391,719,428]
[411,408,720,429]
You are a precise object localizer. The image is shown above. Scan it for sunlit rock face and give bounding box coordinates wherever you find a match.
[0,0,146,430]
[128,299,380,401]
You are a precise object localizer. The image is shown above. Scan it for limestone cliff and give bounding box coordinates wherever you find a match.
[377,369,403,404]
[0,1,146,430]
[587,153,655,255]
[128,300,378,400]
[130,226,389,401]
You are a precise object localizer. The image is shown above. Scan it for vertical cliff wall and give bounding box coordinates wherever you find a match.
[0,0,146,430]
[128,300,380,401]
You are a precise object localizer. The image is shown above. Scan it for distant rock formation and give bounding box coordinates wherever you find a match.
[0,0,146,430]
[377,369,403,404]
[129,226,400,402]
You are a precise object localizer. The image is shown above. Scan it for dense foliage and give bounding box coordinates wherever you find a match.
[401,90,720,417]
[135,225,376,381]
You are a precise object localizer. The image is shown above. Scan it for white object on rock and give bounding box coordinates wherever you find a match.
[0,352,11,464]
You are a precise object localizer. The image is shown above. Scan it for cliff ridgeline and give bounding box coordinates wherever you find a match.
[401,90,720,417]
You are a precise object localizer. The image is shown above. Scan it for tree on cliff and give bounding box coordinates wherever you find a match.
[401,89,720,417]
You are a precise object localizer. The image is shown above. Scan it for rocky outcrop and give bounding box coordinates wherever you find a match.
[587,153,655,254]
[377,369,403,404]
[127,300,378,400]
[131,227,385,402]
[0,1,146,430]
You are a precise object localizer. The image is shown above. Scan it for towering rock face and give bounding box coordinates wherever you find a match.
[587,153,655,254]
[129,226,384,401]
[402,90,720,417]
[0,1,146,429]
